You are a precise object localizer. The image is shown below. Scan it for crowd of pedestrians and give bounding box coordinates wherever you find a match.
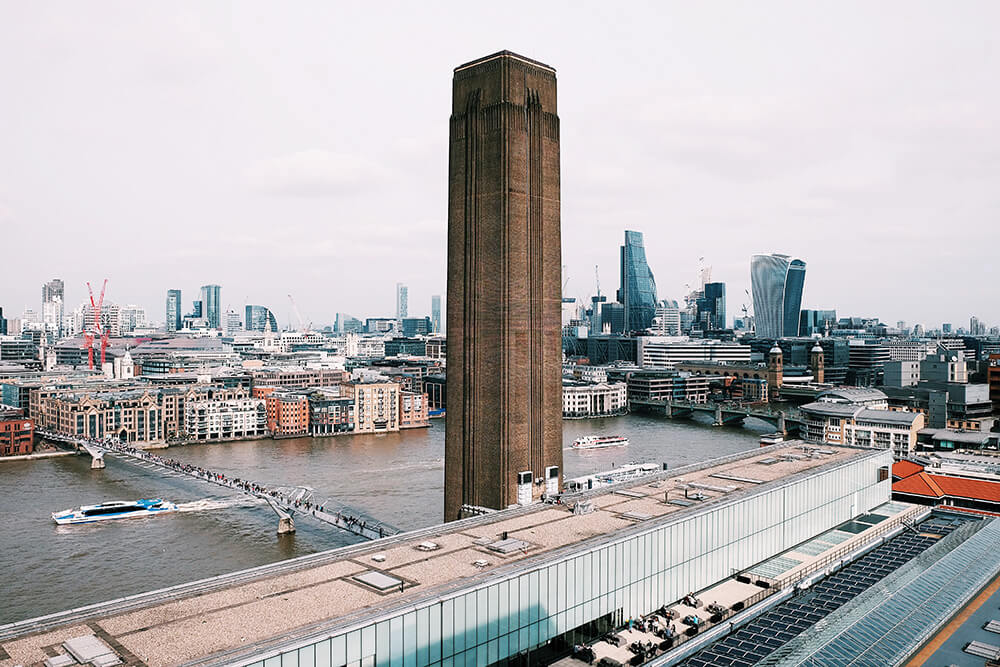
[72,435,389,538]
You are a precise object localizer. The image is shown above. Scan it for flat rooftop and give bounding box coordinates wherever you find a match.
[0,443,874,667]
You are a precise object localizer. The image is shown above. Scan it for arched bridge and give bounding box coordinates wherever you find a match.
[629,398,803,434]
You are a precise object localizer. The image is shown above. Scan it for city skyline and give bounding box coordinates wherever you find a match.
[2,3,999,327]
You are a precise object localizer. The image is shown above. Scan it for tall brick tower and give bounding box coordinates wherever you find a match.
[444,51,563,521]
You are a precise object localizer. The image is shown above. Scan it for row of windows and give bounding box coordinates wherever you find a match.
[246,455,891,667]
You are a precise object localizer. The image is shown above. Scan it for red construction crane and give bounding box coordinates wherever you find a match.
[84,279,109,369]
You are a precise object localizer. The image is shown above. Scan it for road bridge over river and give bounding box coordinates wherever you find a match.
[38,430,398,540]
[629,398,804,434]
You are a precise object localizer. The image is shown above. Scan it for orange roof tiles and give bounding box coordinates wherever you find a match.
[893,472,1000,504]
[892,460,924,480]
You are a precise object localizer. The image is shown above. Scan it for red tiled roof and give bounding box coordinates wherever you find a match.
[892,460,924,480]
[893,472,1000,504]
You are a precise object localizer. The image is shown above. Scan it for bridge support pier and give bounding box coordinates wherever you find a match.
[90,456,105,470]
[277,516,295,535]
[714,405,723,427]
[777,413,787,436]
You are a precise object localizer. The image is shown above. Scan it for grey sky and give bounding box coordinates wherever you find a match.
[2,1,997,330]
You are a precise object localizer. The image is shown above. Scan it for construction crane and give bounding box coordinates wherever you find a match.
[562,265,569,298]
[594,264,601,298]
[287,294,311,332]
[84,279,109,369]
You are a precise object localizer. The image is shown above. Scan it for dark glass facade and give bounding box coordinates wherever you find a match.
[201,284,221,329]
[617,230,658,332]
[700,282,726,330]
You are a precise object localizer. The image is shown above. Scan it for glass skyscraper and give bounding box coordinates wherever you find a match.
[617,230,658,332]
[201,284,221,329]
[750,254,807,338]
[697,281,726,330]
[165,289,182,332]
[431,295,441,334]
[245,305,278,332]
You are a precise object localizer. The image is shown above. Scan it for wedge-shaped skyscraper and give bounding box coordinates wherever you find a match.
[751,253,806,338]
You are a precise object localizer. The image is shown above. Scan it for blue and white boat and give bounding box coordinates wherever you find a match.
[52,499,178,525]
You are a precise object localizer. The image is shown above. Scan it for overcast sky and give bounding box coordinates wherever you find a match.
[2,1,997,330]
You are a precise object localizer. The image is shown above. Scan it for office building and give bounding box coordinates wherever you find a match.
[942,323,953,334]
[626,369,710,403]
[884,360,920,387]
[396,283,408,321]
[750,253,806,338]
[335,313,364,334]
[200,284,221,329]
[431,295,442,333]
[799,309,836,336]
[245,305,278,333]
[637,338,751,368]
[697,281,726,330]
[445,51,563,520]
[166,289,183,333]
[562,380,627,418]
[225,310,242,336]
[42,278,64,337]
[118,304,147,334]
[618,230,658,332]
[401,317,432,337]
[649,300,681,335]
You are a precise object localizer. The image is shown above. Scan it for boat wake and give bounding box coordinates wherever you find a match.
[175,497,265,513]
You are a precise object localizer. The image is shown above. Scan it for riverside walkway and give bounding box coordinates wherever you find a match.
[37,430,397,540]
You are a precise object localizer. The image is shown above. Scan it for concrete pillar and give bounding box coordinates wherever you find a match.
[714,404,724,427]
[277,516,295,535]
[665,402,673,418]
[91,456,105,470]
[777,412,787,435]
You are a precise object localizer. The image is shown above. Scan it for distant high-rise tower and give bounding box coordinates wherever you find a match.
[201,285,221,329]
[396,283,408,322]
[750,254,806,338]
[165,289,182,332]
[617,231,658,332]
[445,51,563,521]
[245,305,278,333]
[700,282,726,330]
[431,294,442,334]
[42,278,65,337]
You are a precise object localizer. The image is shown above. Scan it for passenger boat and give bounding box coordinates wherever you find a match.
[52,499,178,525]
[572,435,629,450]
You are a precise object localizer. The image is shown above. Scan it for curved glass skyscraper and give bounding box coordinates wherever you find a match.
[750,254,806,338]
[618,230,658,332]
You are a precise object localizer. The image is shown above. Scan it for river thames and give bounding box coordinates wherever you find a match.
[0,414,771,624]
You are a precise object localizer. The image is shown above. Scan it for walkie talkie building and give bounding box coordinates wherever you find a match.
[750,254,806,338]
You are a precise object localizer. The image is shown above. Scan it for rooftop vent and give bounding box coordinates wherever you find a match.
[415,541,440,552]
[487,538,530,554]
[621,511,652,521]
[353,571,404,591]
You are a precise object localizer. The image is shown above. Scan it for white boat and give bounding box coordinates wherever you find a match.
[52,499,177,525]
[572,435,629,450]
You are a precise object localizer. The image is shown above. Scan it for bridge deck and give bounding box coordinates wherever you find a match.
[39,431,395,540]
[0,443,863,667]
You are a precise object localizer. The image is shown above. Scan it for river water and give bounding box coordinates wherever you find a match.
[0,414,769,624]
